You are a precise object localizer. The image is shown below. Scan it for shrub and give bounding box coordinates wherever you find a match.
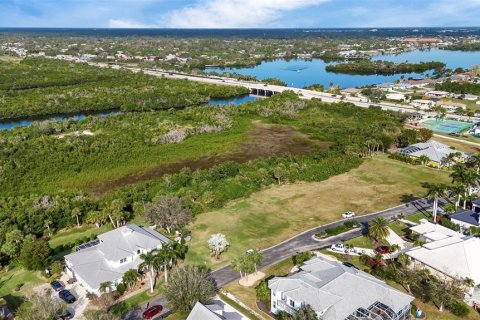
[448,300,470,317]
[116,283,126,294]
[292,252,314,266]
[255,280,270,302]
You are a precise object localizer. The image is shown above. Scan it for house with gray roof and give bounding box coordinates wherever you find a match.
[397,140,468,168]
[186,298,249,320]
[268,257,414,320]
[451,197,480,230]
[65,224,170,294]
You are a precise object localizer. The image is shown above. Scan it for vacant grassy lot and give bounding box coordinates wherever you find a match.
[432,134,480,154]
[0,266,44,310]
[186,154,450,268]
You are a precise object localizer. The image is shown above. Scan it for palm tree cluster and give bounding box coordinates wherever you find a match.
[231,249,264,281]
[139,239,188,293]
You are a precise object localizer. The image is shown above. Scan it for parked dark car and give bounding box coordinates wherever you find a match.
[342,262,359,269]
[59,290,76,304]
[50,280,64,292]
[142,305,163,319]
[375,246,392,254]
[449,132,460,137]
[56,310,74,320]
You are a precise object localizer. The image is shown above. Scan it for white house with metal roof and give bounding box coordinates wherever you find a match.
[406,236,480,294]
[186,298,249,320]
[64,224,170,294]
[410,218,464,242]
[268,257,414,320]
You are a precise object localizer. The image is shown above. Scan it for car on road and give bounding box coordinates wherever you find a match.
[59,290,76,304]
[342,211,356,219]
[56,310,74,320]
[448,132,460,137]
[375,246,392,255]
[142,305,163,319]
[50,280,64,292]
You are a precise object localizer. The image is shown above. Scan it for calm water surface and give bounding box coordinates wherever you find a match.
[207,49,480,89]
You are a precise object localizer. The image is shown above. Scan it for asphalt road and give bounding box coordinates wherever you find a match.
[122,196,442,319]
[210,196,440,288]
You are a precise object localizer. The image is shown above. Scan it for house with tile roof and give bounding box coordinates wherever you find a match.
[268,257,413,320]
[65,224,170,294]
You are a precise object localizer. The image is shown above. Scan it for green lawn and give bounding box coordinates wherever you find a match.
[0,266,45,310]
[404,211,432,224]
[389,220,410,237]
[49,216,147,251]
[345,236,375,249]
[185,154,450,269]
[49,224,113,250]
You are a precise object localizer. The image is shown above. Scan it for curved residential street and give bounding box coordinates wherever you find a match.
[122,196,443,319]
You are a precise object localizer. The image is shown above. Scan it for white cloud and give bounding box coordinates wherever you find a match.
[108,18,157,28]
[163,0,330,28]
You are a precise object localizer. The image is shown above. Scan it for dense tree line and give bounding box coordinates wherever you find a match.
[326,60,445,75]
[0,58,248,119]
[0,90,408,269]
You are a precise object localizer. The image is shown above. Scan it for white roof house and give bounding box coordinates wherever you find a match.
[397,140,468,167]
[406,237,480,287]
[187,298,249,320]
[268,257,414,320]
[410,218,464,242]
[65,225,170,293]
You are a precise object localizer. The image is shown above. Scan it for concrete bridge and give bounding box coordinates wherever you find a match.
[88,62,480,123]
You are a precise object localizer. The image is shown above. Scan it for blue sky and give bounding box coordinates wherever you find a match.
[1,0,480,28]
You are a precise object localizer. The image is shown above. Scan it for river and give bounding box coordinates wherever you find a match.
[206,49,480,89]
[0,96,259,130]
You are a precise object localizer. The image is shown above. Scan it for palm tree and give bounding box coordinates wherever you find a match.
[140,250,159,294]
[157,243,174,286]
[368,217,389,243]
[122,269,141,289]
[44,219,53,237]
[449,184,465,210]
[99,281,112,293]
[250,250,264,274]
[425,183,447,223]
[417,155,430,166]
[71,207,81,228]
[468,154,480,174]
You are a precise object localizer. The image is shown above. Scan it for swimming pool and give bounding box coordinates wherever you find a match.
[423,119,473,133]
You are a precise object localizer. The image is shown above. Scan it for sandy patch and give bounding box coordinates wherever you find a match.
[238,272,265,287]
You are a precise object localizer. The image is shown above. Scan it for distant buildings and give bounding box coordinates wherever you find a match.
[268,257,414,320]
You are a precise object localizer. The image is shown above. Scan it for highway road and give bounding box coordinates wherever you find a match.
[88,62,480,123]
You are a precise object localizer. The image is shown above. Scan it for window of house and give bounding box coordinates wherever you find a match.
[289,299,295,307]
[120,258,127,263]
[137,249,141,254]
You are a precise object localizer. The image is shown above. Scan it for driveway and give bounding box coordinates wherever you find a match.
[122,297,170,320]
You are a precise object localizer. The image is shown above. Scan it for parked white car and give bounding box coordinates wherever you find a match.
[330,243,351,253]
[342,211,356,219]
